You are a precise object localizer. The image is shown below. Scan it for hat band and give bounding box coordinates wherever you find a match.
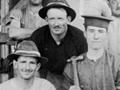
[15,50,40,57]
[47,2,68,7]
[84,19,109,29]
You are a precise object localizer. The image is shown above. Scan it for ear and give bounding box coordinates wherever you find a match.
[67,16,72,22]
[45,17,48,22]
[13,60,17,69]
[36,63,41,71]
[84,31,87,38]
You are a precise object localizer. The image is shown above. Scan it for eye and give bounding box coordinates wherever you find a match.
[88,29,94,33]
[98,30,105,33]
[30,61,36,65]
[20,61,26,63]
[58,17,63,21]
[48,17,55,22]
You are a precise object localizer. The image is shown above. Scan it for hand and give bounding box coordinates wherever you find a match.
[69,86,82,90]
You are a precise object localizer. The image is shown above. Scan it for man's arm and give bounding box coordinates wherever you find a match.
[115,65,120,90]
[9,19,36,40]
[8,9,37,40]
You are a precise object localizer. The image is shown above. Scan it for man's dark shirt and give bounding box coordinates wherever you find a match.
[30,25,87,75]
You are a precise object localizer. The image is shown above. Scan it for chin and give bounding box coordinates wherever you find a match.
[93,46,102,50]
[21,74,33,80]
[22,76,32,80]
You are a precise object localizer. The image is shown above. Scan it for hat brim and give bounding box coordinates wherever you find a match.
[39,4,76,22]
[82,15,113,21]
[7,53,48,66]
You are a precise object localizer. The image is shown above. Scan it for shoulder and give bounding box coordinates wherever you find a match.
[68,25,85,39]
[9,9,23,22]
[32,25,49,36]
[34,78,56,90]
[36,78,53,85]
[68,25,84,34]
[10,9,22,17]
[68,25,87,47]
[104,50,116,67]
[105,50,115,59]
[30,25,49,39]
[0,80,10,90]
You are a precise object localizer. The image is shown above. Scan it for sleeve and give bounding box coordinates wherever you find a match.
[64,63,74,82]
[74,35,87,56]
[78,38,88,55]
[72,27,88,55]
[30,30,40,49]
[115,64,120,89]
[9,9,22,23]
[62,63,74,90]
[111,53,120,89]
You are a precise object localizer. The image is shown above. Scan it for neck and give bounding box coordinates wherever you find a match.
[87,47,104,61]
[51,30,67,45]
[14,76,35,89]
[29,4,42,14]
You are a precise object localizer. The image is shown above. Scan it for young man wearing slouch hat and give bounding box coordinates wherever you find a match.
[63,15,120,90]
[0,40,56,90]
[30,0,87,90]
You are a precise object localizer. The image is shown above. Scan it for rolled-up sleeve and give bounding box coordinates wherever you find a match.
[115,65,120,90]
[62,63,74,90]
[9,9,22,23]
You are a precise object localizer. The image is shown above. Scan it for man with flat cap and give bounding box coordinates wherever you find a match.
[30,0,87,89]
[0,40,56,90]
[63,15,120,90]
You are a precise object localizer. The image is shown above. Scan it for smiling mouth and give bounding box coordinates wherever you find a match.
[54,29,61,31]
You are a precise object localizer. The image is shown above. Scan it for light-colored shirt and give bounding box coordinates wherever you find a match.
[82,0,112,16]
[10,6,47,30]
[0,77,56,90]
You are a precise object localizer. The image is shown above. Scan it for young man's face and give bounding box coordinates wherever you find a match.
[85,26,107,50]
[29,0,42,6]
[14,56,40,80]
[46,8,71,36]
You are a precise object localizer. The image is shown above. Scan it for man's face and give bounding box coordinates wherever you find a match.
[29,0,42,6]
[46,8,71,36]
[85,26,107,50]
[14,56,40,80]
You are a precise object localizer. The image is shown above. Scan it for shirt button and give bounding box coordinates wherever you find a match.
[80,85,84,89]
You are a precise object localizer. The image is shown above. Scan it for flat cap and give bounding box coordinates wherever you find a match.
[82,15,112,28]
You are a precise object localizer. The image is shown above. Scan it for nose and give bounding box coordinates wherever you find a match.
[54,19,59,26]
[26,63,30,70]
[94,31,99,40]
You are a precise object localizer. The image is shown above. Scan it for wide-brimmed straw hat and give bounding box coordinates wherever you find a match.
[39,0,76,22]
[7,40,48,65]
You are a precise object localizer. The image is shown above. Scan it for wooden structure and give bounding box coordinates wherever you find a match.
[0,0,29,83]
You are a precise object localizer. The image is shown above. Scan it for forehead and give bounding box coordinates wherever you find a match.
[29,0,42,2]
[17,56,37,62]
[87,26,107,31]
[47,8,67,17]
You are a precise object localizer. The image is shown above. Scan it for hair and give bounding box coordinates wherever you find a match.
[84,25,88,31]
